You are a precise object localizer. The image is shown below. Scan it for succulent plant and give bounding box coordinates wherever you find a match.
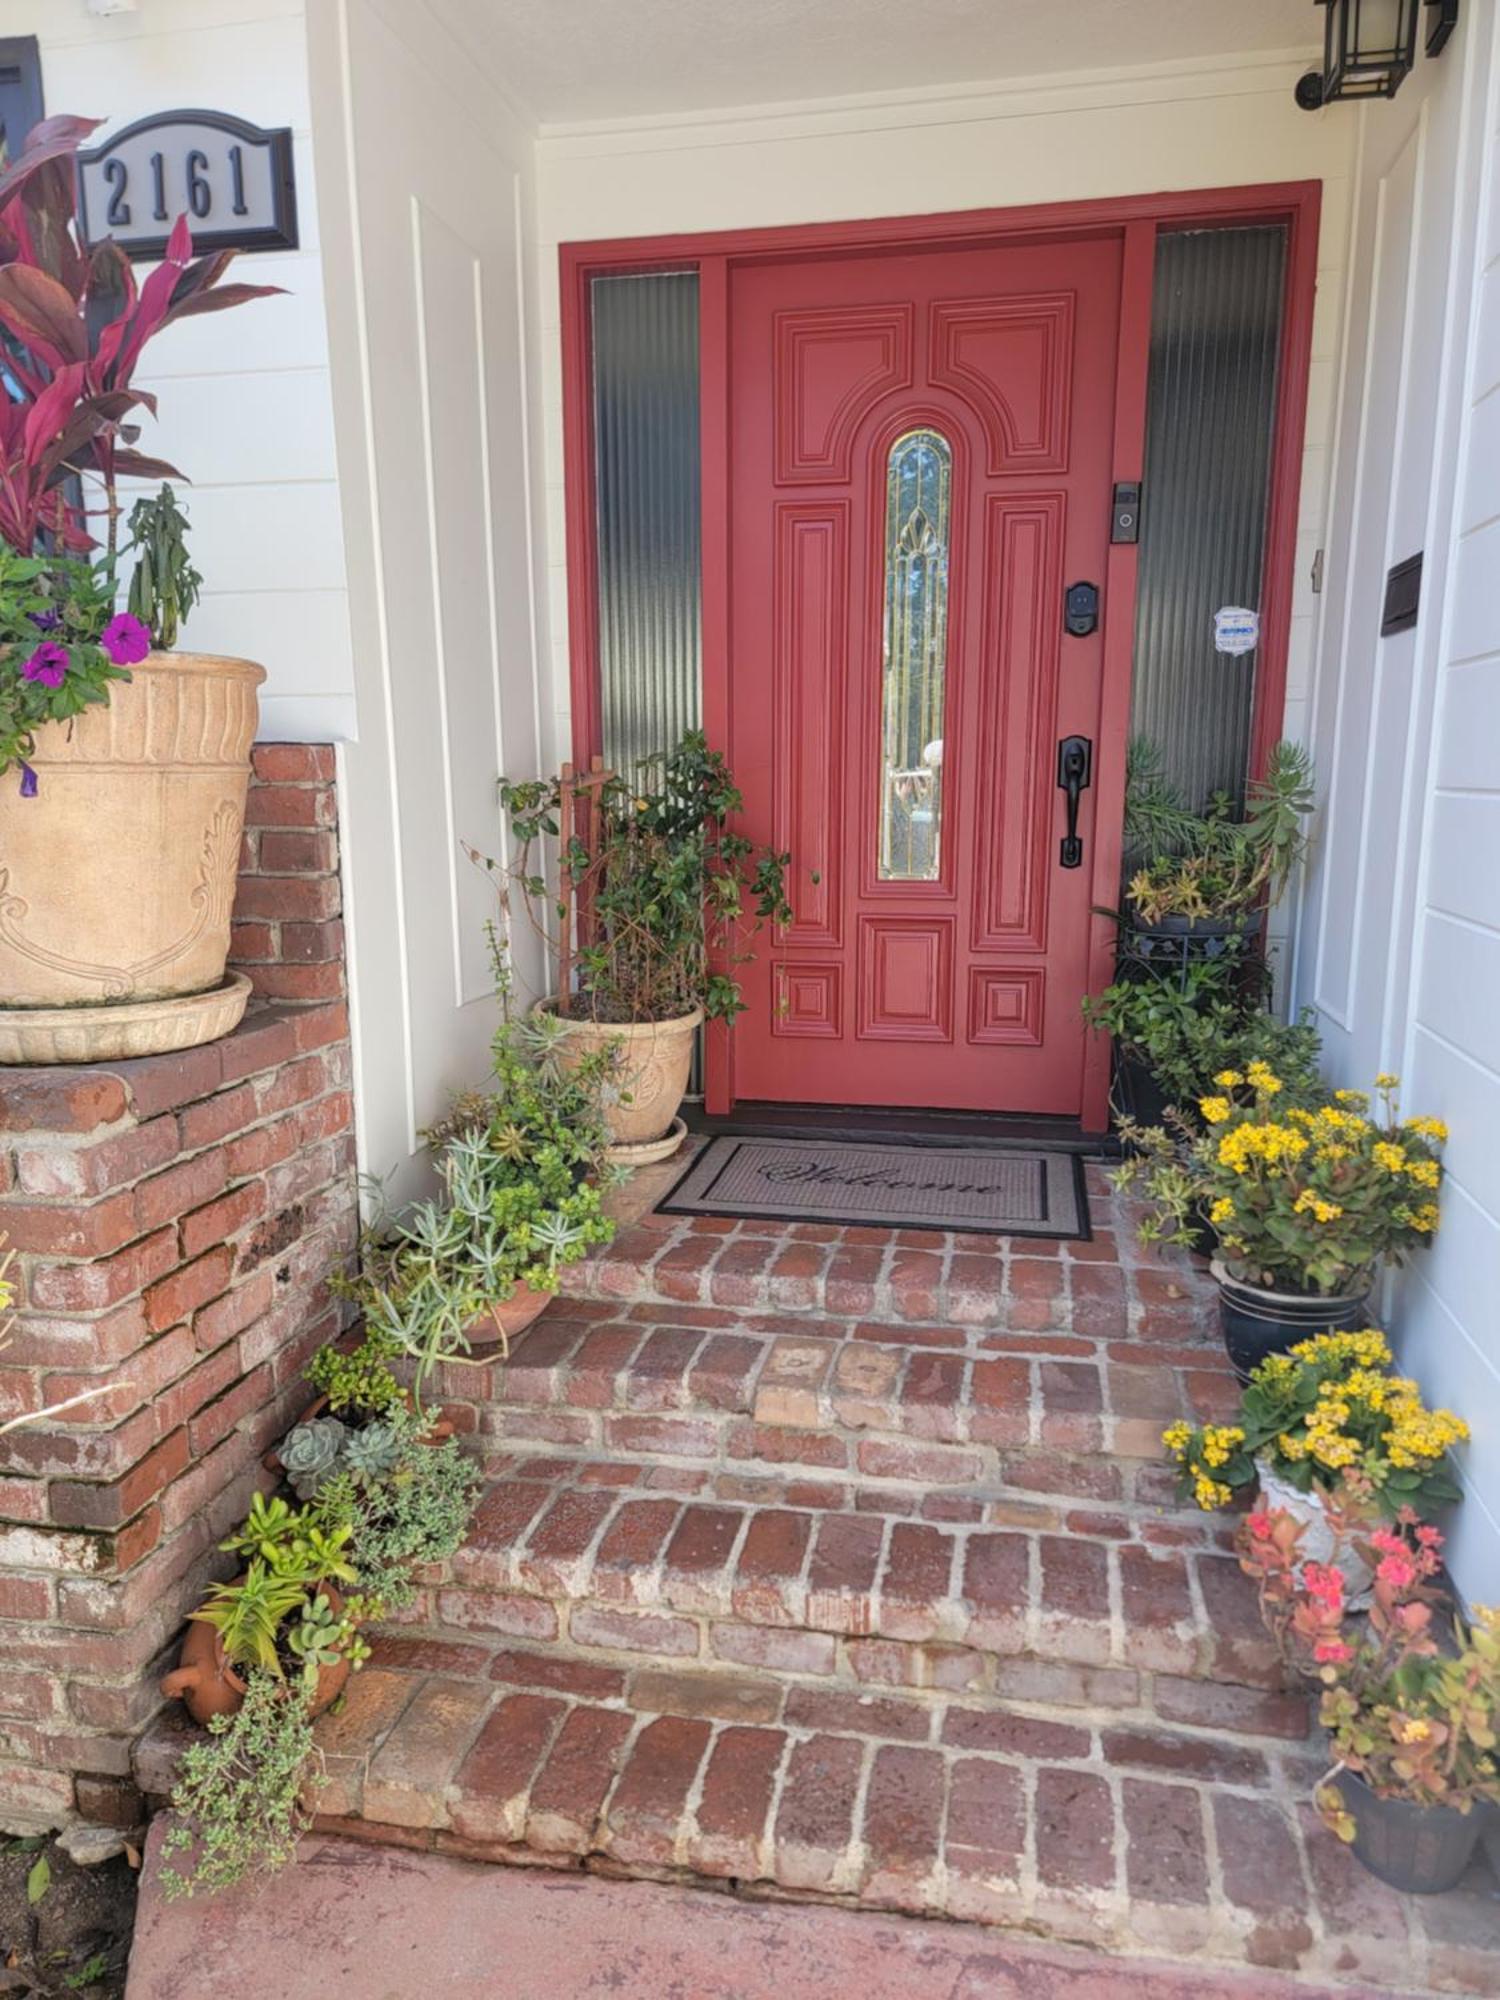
[280,1417,349,1501]
[343,1421,403,1491]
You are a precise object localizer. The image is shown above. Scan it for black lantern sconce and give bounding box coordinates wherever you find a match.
[1296,2,1458,110]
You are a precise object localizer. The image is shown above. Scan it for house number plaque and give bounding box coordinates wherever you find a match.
[77,110,298,260]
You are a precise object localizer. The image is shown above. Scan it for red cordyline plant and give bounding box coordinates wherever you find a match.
[0,114,279,553]
[1238,1503,1500,1830]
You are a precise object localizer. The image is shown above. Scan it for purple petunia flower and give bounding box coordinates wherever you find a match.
[28,608,59,632]
[21,641,69,689]
[19,762,37,798]
[100,612,151,666]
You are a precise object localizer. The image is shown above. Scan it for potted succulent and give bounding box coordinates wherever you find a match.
[161,1413,479,1895]
[1163,1328,1468,1594]
[354,985,623,1396]
[499,730,792,1162]
[0,116,278,1064]
[1239,1510,1500,1894]
[1117,1071,1446,1377]
[1118,736,1315,958]
[159,1508,369,1726]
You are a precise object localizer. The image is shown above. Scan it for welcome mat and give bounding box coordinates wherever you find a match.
[659,1135,1089,1240]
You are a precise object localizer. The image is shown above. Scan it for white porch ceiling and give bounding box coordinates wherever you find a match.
[458,0,1320,125]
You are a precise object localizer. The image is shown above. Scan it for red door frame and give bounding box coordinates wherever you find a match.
[560,181,1322,1131]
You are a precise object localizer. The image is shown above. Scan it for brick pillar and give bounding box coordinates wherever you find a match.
[0,745,357,1831]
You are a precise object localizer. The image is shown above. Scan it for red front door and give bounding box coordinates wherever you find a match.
[726,235,1124,1116]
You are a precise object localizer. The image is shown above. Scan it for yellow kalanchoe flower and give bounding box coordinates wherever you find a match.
[1404,1158,1440,1189]
[1404,1115,1448,1143]
[1198,1096,1231,1126]
[1213,1069,1243,1088]
[1209,1196,1235,1224]
[1373,1141,1407,1173]
[1375,1073,1400,1090]
[1245,1060,1282,1095]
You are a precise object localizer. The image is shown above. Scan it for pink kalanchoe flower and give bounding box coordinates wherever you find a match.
[1313,1638,1354,1665]
[1247,1511,1274,1540]
[1300,1561,1346,1609]
[1377,1550,1418,1589]
[100,613,151,666]
[21,641,68,688]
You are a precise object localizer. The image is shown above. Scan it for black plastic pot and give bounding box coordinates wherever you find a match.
[1331,1771,1490,1895]
[1211,1261,1371,1383]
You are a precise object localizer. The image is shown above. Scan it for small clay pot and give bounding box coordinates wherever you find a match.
[159,1581,353,1726]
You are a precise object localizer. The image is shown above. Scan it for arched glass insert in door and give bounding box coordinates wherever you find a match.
[879,427,952,881]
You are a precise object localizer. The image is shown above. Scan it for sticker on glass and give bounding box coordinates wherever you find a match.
[1213,606,1259,656]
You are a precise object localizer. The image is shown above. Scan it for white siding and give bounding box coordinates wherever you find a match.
[1297,12,1500,1597]
[306,0,547,1201]
[0,0,356,741]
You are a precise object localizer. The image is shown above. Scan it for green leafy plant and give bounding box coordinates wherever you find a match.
[1115,1072,1447,1294]
[498,728,792,1024]
[1083,957,1322,1119]
[304,1327,406,1423]
[187,1562,314,1678]
[160,1671,321,1898]
[313,1428,480,1613]
[357,994,621,1401]
[124,484,202,649]
[1122,737,1315,924]
[1236,1511,1500,1825]
[1162,1328,1467,1514]
[280,1417,349,1501]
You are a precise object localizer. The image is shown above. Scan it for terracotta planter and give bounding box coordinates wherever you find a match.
[1211,1260,1372,1384]
[546,1001,702,1152]
[159,1583,352,1726]
[471,1283,551,1347]
[0,651,264,1060]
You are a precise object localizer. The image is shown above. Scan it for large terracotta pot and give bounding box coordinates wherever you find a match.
[471,1283,552,1348]
[547,1002,702,1154]
[0,651,264,1060]
[159,1582,351,1726]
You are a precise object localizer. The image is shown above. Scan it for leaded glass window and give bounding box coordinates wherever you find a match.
[879,427,951,880]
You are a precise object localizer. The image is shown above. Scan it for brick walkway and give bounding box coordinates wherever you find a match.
[137,1159,1500,1995]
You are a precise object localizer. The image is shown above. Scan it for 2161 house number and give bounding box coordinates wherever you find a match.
[77,110,298,261]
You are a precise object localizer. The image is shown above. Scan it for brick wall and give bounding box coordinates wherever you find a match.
[230,743,345,1005]
[0,747,357,1831]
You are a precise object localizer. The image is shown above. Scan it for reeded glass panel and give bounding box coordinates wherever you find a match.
[1130,225,1287,813]
[591,271,702,773]
[879,428,951,881]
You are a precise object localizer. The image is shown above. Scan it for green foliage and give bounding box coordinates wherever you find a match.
[1116,1075,1447,1294]
[161,1671,320,1898]
[304,1327,406,1422]
[188,1562,312,1678]
[279,1416,349,1501]
[314,1430,481,1613]
[343,1420,403,1489]
[1163,1327,1467,1515]
[124,484,202,650]
[499,728,792,1024]
[1083,957,1323,1118]
[1123,738,1315,923]
[356,995,621,1402]
[0,548,129,781]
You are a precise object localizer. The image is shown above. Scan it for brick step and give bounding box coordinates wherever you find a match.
[132,1645,1492,1995]
[387,1447,1287,1708]
[432,1301,1241,1495]
[557,1197,1219,1347]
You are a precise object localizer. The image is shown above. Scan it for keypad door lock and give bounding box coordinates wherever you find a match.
[1064,581,1099,637]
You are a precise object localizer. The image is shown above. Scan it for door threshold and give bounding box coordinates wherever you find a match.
[684,1100,1106,1156]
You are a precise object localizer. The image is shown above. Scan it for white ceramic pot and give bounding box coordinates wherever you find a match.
[1255,1457,1375,1603]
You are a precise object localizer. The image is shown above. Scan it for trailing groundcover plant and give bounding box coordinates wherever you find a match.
[0,115,276,787]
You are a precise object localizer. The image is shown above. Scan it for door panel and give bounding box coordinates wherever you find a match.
[728,237,1122,1115]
